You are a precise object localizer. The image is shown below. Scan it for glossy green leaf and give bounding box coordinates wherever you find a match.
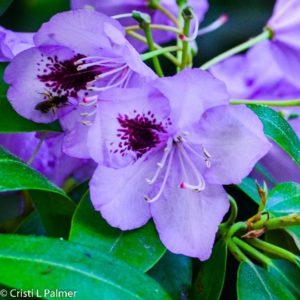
[148,251,192,300]
[237,262,296,300]
[192,239,227,300]
[69,192,166,272]
[0,234,171,300]
[267,182,300,216]
[269,260,300,298]
[0,146,75,237]
[286,226,300,250]
[0,0,13,16]
[265,230,300,255]
[248,105,300,166]
[237,177,260,204]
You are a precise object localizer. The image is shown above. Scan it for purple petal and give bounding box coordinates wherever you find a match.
[87,86,171,167]
[34,9,126,55]
[267,0,300,87]
[4,46,76,123]
[196,105,271,185]
[154,68,228,131]
[150,155,229,260]
[0,26,34,62]
[89,153,163,230]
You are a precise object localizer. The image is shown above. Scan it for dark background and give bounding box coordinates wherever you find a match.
[0,1,275,299]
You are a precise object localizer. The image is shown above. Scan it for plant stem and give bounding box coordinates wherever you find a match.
[248,239,300,266]
[200,30,271,70]
[127,30,180,66]
[230,99,300,107]
[141,46,180,61]
[251,214,300,231]
[156,4,180,28]
[233,237,272,267]
[228,240,250,263]
[224,195,238,226]
[143,23,164,76]
[180,7,192,69]
[226,222,247,240]
[126,24,181,35]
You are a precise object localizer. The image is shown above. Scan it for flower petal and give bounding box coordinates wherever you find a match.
[150,154,229,260]
[196,105,271,185]
[34,9,125,55]
[154,68,228,130]
[87,86,171,167]
[4,46,76,123]
[89,153,162,230]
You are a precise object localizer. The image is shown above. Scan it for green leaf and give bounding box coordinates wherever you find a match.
[0,234,171,300]
[286,226,300,250]
[248,105,300,166]
[267,182,300,216]
[192,239,227,300]
[237,262,296,300]
[0,63,61,133]
[148,251,192,300]
[237,177,260,205]
[269,260,300,298]
[0,0,13,16]
[69,192,166,272]
[0,146,75,237]
[265,230,300,255]
[15,211,46,236]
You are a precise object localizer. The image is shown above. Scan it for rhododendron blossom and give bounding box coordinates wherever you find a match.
[88,69,271,260]
[4,9,155,124]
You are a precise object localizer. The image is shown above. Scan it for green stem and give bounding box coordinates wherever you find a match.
[200,30,272,70]
[226,222,247,240]
[248,239,300,267]
[126,31,180,66]
[180,7,192,69]
[228,240,250,263]
[143,23,164,76]
[230,99,300,107]
[233,237,272,267]
[224,195,238,226]
[141,46,180,61]
[251,214,300,231]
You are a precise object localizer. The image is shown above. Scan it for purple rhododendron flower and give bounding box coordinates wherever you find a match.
[267,0,300,87]
[88,68,270,260]
[0,133,94,186]
[71,0,208,50]
[4,9,155,124]
[211,42,300,183]
[0,26,33,62]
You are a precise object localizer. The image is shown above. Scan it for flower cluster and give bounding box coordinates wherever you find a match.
[5,0,300,261]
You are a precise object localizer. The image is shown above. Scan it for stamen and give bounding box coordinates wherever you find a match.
[94,64,128,80]
[80,110,97,117]
[112,13,133,20]
[182,142,212,168]
[87,68,131,91]
[80,120,93,126]
[198,14,228,36]
[202,146,212,168]
[145,138,173,185]
[177,144,206,192]
[80,95,98,106]
[144,150,174,203]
